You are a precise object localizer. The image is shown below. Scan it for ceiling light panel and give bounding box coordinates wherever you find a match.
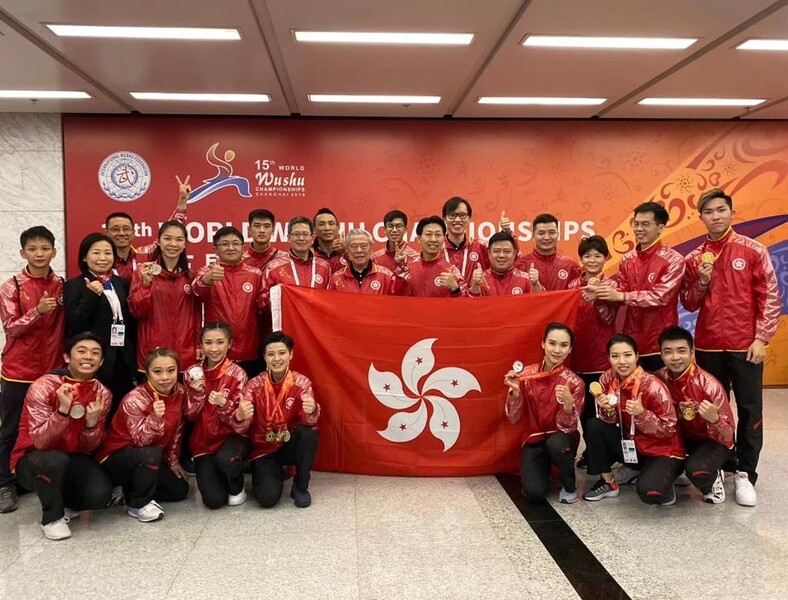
[294,31,473,45]
[46,25,241,40]
[523,35,697,49]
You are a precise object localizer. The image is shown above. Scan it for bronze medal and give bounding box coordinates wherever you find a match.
[265,430,276,443]
[69,404,86,419]
[682,406,696,421]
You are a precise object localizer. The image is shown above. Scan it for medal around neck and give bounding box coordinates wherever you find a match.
[606,393,618,406]
[701,252,716,264]
[69,404,86,419]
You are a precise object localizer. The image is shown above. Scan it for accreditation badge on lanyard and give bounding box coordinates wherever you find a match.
[619,394,638,464]
[103,282,126,347]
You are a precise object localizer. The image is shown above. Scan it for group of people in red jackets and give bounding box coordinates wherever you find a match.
[0,180,780,540]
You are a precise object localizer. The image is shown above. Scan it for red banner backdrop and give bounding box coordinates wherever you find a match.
[62,116,787,384]
[273,285,580,476]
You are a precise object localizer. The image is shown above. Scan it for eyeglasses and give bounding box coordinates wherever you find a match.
[385,223,405,231]
[446,212,470,221]
[630,220,657,230]
[289,232,312,239]
[347,243,371,251]
[216,241,243,249]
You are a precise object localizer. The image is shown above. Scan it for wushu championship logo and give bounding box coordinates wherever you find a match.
[186,143,252,204]
[98,151,151,201]
[368,338,481,452]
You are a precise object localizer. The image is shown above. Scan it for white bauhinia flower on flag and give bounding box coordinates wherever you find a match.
[368,338,481,451]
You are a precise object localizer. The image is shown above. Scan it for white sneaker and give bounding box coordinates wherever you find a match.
[227,488,247,507]
[127,500,164,522]
[675,473,692,487]
[703,470,726,504]
[614,465,640,485]
[734,471,757,506]
[64,507,81,519]
[41,517,72,540]
[558,487,579,504]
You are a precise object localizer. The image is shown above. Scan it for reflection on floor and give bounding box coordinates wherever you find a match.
[1,389,786,600]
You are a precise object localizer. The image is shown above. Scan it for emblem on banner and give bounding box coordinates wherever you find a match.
[98,151,151,201]
[369,338,481,452]
[185,143,252,204]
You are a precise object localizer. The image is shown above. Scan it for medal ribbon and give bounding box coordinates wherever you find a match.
[203,357,231,382]
[609,366,644,439]
[262,370,295,430]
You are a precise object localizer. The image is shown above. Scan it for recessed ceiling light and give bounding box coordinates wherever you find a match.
[736,39,788,51]
[523,35,697,49]
[478,96,606,106]
[294,31,473,45]
[309,94,441,104]
[0,90,90,99]
[639,98,765,107]
[131,92,270,102]
[46,24,240,40]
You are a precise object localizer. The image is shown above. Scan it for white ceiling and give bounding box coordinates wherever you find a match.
[0,0,786,119]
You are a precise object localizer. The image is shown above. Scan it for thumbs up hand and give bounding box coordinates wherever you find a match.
[36,291,58,314]
[528,263,540,286]
[498,211,512,232]
[472,265,484,285]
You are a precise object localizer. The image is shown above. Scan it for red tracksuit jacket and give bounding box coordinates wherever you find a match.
[517,250,581,291]
[468,267,534,297]
[112,207,187,280]
[394,254,468,297]
[443,236,490,283]
[567,275,619,373]
[328,263,400,294]
[372,244,420,272]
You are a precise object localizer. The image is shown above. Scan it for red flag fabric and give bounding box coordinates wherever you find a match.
[272,285,581,476]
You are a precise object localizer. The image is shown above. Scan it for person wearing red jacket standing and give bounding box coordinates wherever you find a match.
[593,202,685,372]
[262,217,331,302]
[98,348,189,523]
[442,196,490,283]
[246,332,320,508]
[503,323,585,504]
[184,322,253,509]
[329,229,400,294]
[511,213,581,291]
[372,210,419,271]
[312,207,347,273]
[657,327,735,505]
[193,226,266,378]
[128,220,201,374]
[243,209,282,272]
[106,175,190,281]
[566,235,619,469]
[468,231,538,297]
[11,333,112,540]
[0,226,65,513]
[583,334,685,505]
[393,216,468,297]
[680,188,780,506]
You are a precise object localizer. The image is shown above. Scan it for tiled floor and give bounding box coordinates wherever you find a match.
[1,389,786,600]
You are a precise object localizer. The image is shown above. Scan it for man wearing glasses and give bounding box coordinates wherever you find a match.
[591,202,685,372]
[329,229,399,294]
[193,226,266,377]
[372,210,419,271]
[516,214,581,291]
[262,216,331,297]
[442,197,490,282]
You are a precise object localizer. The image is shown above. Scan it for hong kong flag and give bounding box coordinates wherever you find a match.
[272,285,581,476]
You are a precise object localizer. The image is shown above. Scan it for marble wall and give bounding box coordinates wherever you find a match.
[0,113,65,354]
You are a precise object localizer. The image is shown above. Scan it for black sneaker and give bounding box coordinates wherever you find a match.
[576,452,589,470]
[659,484,676,506]
[290,485,312,508]
[180,457,196,477]
[0,485,18,513]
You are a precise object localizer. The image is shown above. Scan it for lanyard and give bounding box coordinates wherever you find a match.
[609,367,643,439]
[444,247,469,277]
[289,256,316,288]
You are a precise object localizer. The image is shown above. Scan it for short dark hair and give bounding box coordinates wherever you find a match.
[263,331,294,352]
[658,326,694,351]
[201,321,233,342]
[64,332,105,356]
[533,214,558,228]
[544,322,574,346]
[698,188,733,212]
[213,226,244,246]
[578,235,609,258]
[313,208,338,223]
[633,202,669,226]
[607,333,638,355]
[416,215,447,236]
[105,212,134,228]
[488,230,518,249]
[77,233,117,276]
[248,209,276,225]
[20,226,55,248]
[442,196,471,218]
[383,210,408,227]
[144,347,180,372]
[288,216,314,235]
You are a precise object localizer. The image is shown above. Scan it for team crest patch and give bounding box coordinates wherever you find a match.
[314,274,324,284]
[558,269,568,280]
[434,276,443,287]
[340,257,348,265]
[648,272,657,283]
[184,284,192,294]
[370,280,382,291]
[469,251,479,262]
[732,258,746,271]
[242,282,253,293]
[98,151,151,202]
[511,287,523,295]
[286,397,295,410]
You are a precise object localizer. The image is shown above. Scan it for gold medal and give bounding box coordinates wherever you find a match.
[282,430,291,443]
[149,263,163,276]
[589,381,603,396]
[682,406,696,421]
[275,431,285,443]
[701,252,716,265]
[69,404,86,419]
[265,430,276,443]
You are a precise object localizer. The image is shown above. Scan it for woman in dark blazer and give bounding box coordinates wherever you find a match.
[64,233,137,414]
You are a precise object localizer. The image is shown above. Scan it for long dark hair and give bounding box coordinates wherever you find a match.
[149,220,190,276]
[77,233,117,276]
